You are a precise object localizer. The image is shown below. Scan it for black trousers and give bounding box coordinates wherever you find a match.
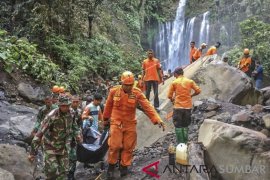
[145,80,159,108]
[173,108,192,128]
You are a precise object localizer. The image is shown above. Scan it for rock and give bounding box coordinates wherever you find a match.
[231,110,250,122]
[198,119,270,180]
[0,101,37,143]
[18,82,45,103]
[262,114,270,129]
[261,86,270,99]
[205,103,220,111]
[265,99,270,106]
[260,129,270,137]
[251,104,264,113]
[193,100,203,107]
[0,144,36,180]
[212,112,231,123]
[0,168,14,180]
[203,111,217,118]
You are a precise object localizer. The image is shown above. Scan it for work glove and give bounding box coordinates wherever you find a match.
[157,121,165,131]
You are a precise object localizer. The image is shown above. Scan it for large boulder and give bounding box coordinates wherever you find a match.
[18,82,46,103]
[0,168,14,180]
[198,119,270,180]
[0,100,37,143]
[0,144,36,180]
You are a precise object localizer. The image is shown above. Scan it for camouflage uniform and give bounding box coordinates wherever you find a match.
[68,107,82,179]
[30,108,81,180]
[32,104,58,134]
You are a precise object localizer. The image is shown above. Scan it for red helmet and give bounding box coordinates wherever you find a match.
[121,71,135,85]
[52,85,60,93]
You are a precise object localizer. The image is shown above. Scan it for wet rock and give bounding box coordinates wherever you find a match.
[18,82,45,103]
[231,110,250,122]
[264,99,270,106]
[205,103,220,111]
[251,104,264,113]
[262,114,270,129]
[0,168,14,180]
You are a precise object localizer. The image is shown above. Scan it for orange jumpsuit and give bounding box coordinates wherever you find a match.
[192,49,203,61]
[206,46,217,56]
[167,75,201,109]
[103,86,162,166]
[239,57,252,73]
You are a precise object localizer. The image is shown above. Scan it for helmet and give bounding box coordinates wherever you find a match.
[59,86,65,93]
[52,85,60,93]
[121,71,135,85]
[58,95,71,105]
[244,48,249,55]
[201,43,207,47]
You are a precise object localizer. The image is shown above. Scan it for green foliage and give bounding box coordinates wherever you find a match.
[0,29,60,83]
[227,18,270,73]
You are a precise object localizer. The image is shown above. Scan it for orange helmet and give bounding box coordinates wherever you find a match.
[244,48,249,55]
[121,71,135,85]
[52,85,60,93]
[59,86,65,93]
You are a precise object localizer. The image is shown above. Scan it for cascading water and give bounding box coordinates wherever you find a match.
[153,1,210,70]
[199,11,210,46]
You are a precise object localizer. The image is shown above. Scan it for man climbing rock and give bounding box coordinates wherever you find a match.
[103,71,165,179]
[167,67,201,144]
[238,48,254,77]
[189,41,197,64]
[142,49,162,112]
[206,42,221,56]
[31,95,57,137]
[28,96,82,180]
[192,43,207,62]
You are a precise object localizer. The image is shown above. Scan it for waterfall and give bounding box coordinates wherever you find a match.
[199,11,210,45]
[153,1,210,70]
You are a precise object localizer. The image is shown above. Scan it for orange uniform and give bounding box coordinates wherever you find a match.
[239,57,252,73]
[142,58,161,81]
[206,46,217,56]
[190,47,197,63]
[136,79,145,92]
[103,85,162,166]
[192,49,203,61]
[167,75,201,109]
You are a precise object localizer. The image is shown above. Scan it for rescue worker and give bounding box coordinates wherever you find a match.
[52,93,59,105]
[192,43,207,61]
[142,49,162,112]
[189,41,197,64]
[103,71,165,179]
[68,96,82,180]
[81,93,103,132]
[136,75,145,92]
[206,42,221,56]
[238,48,253,77]
[167,67,201,144]
[31,95,58,137]
[28,96,82,180]
[58,86,66,95]
[252,60,263,90]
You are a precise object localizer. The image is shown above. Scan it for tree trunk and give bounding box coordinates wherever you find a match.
[88,14,95,38]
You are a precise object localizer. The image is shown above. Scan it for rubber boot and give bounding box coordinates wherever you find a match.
[106,164,115,180]
[183,128,188,144]
[119,165,128,177]
[175,128,184,144]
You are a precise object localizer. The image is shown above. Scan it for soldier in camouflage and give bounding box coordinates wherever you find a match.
[28,96,82,180]
[31,95,58,137]
[68,96,82,180]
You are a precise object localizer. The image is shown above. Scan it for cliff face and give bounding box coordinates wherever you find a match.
[186,0,270,50]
